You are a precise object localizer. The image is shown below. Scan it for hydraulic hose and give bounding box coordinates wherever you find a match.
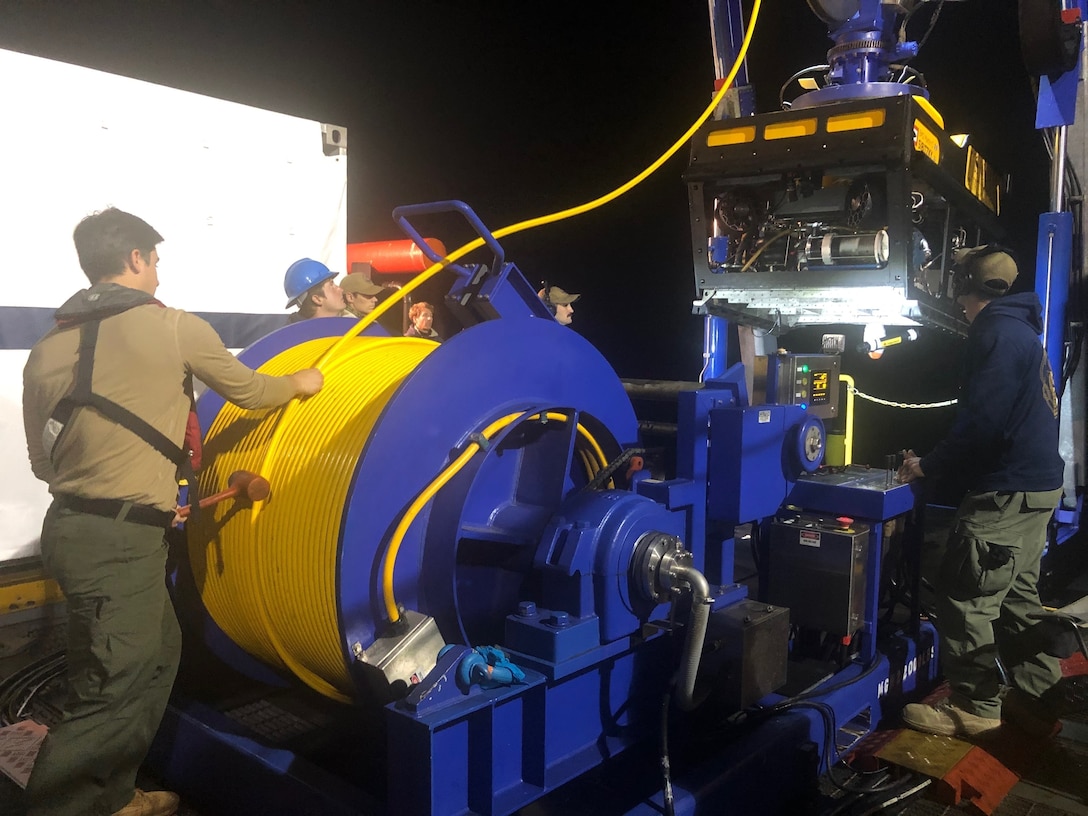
[669,560,713,712]
[634,534,715,712]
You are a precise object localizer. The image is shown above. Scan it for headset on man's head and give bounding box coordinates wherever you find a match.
[539,280,556,316]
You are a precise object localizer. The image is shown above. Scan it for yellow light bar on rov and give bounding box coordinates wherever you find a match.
[706,125,756,147]
[826,108,886,133]
[913,95,946,130]
[764,118,818,140]
[706,109,889,150]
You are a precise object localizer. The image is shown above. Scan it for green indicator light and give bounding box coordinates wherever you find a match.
[801,365,809,373]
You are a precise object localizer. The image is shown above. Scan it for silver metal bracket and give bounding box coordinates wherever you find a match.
[356,609,446,688]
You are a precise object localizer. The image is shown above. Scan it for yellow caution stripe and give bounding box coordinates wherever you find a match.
[0,572,64,614]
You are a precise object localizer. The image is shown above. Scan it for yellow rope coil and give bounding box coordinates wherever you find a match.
[190,335,437,702]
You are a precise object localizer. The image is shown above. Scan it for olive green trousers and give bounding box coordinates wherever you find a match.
[937,488,1063,718]
[25,503,181,816]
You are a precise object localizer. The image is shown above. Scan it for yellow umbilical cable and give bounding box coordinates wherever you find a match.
[317,0,762,363]
[248,0,761,524]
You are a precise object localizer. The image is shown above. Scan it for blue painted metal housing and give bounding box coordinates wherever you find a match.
[708,403,815,525]
[337,317,642,673]
[794,0,928,109]
[387,631,674,815]
[530,490,686,649]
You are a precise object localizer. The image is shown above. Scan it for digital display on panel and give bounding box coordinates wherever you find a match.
[810,370,830,404]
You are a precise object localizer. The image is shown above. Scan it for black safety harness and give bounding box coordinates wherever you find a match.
[48,299,200,527]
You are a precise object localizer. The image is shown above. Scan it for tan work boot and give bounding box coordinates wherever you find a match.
[901,699,1001,738]
[111,788,180,816]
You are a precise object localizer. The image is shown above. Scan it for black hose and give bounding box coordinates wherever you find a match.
[0,650,66,726]
[660,689,676,816]
[581,446,645,492]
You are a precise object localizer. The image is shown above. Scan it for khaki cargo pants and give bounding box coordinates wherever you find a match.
[937,488,1063,718]
[25,502,181,816]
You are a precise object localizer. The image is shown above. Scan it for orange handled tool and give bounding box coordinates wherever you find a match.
[177,470,270,519]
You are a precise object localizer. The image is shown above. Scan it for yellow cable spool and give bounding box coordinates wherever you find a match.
[189,335,437,702]
[190,335,613,702]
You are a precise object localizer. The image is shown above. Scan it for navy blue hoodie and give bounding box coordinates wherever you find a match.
[920,293,1063,492]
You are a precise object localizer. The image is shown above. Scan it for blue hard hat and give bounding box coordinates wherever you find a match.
[284,258,336,308]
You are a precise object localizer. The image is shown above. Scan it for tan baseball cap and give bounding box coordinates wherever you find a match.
[952,245,1018,297]
[340,274,385,296]
[546,286,580,305]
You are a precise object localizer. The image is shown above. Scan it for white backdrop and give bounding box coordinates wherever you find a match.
[0,48,348,562]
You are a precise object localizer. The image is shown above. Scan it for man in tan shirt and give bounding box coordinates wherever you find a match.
[22,208,323,816]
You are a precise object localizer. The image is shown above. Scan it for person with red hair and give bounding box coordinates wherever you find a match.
[404,301,441,341]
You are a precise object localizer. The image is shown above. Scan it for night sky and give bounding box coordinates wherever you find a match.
[0,1,1048,464]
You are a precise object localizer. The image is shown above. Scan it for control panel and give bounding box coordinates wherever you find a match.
[754,353,841,420]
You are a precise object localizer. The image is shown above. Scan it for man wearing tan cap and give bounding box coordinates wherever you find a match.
[341,272,386,318]
[538,285,580,326]
[897,245,1065,741]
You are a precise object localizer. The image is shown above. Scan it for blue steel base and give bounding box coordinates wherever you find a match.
[148,698,382,816]
[147,622,936,816]
[386,633,674,816]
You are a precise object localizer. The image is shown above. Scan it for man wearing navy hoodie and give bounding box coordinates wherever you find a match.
[897,245,1064,739]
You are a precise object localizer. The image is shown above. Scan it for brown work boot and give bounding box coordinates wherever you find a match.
[901,699,1001,738]
[111,788,180,816]
[1003,688,1062,738]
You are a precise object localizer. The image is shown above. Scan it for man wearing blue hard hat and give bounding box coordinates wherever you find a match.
[284,258,346,322]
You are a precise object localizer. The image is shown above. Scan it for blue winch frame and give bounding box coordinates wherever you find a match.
[156,202,942,815]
